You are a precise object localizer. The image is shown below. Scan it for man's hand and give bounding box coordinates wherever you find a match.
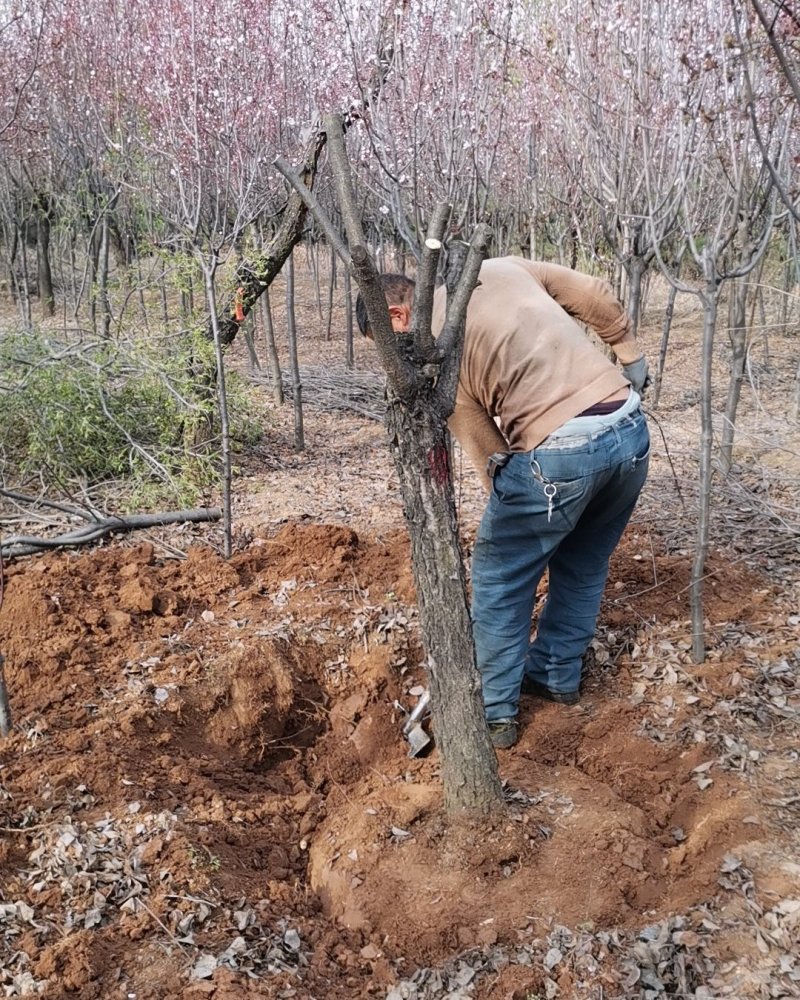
[622,356,651,393]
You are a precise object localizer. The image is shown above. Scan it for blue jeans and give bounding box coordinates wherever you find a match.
[471,407,650,722]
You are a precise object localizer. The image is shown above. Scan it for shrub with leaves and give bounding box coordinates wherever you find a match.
[0,328,260,506]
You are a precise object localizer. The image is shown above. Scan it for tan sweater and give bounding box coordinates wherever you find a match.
[431,257,640,488]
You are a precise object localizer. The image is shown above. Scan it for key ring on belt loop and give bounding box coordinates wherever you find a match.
[530,459,558,522]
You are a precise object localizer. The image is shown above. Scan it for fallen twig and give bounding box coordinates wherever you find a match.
[0,488,95,519]
[1,507,222,559]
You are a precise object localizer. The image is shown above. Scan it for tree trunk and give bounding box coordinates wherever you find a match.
[135,251,151,334]
[626,256,646,340]
[719,276,748,476]
[242,322,261,371]
[260,286,284,405]
[691,255,718,664]
[781,224,798,329]
[6,225,20,308]
[343,265,354,370]
[85,224,100,334]
[19,220,32,328]
[325,243,336,341]
[159,269,170,330]
[68,229,78,309]
[277,116,504,817]
[98,212,112,339]
[202,260,233,559]
[385,392,503,815]
[285,253,304,450]
[308,239,323,319]
[653,282,679,408]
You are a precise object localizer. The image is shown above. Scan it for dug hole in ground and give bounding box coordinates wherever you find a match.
[1,276,799,1000]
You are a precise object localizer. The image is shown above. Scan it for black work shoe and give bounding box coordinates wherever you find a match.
[487,718,518,749]
[521,676,580,705]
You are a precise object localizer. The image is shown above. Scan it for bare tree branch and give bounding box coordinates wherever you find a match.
[434,226,491,417]
[214,129,328,346]
[323,112,417,397]
[749,0,800,108]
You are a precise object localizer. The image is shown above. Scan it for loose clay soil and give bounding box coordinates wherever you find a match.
[2,264,800,999]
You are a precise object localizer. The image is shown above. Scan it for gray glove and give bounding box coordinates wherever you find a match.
[622,356,651,393]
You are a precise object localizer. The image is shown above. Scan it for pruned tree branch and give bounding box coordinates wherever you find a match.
[411,202,451,358]
[273,155,350,266]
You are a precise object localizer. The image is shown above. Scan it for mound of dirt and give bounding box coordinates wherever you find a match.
[0,521,789,998]
[307,694,753,963]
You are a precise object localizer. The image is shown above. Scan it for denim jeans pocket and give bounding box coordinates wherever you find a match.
[490,456,532,504]
[492,469,524,504]
[532,472,593,529]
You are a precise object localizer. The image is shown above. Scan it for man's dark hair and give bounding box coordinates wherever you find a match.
[355,273,416,336]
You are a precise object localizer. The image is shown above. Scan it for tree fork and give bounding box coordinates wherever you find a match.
[277,114,505,815]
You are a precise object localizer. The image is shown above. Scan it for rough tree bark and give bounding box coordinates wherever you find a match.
[285,252,304,450]
[277,115,505,817]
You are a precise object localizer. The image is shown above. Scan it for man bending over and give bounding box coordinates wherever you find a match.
[356,257,650,749]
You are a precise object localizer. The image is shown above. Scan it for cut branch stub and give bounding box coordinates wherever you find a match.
[412,202,452,359]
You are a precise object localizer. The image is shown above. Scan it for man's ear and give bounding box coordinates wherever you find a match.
[388,303,411,332]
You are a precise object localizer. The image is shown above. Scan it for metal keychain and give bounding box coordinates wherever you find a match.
[531,459,558,522]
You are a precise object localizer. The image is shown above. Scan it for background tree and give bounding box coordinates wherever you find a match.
[0,0,797,660]
[643,0,782,661]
